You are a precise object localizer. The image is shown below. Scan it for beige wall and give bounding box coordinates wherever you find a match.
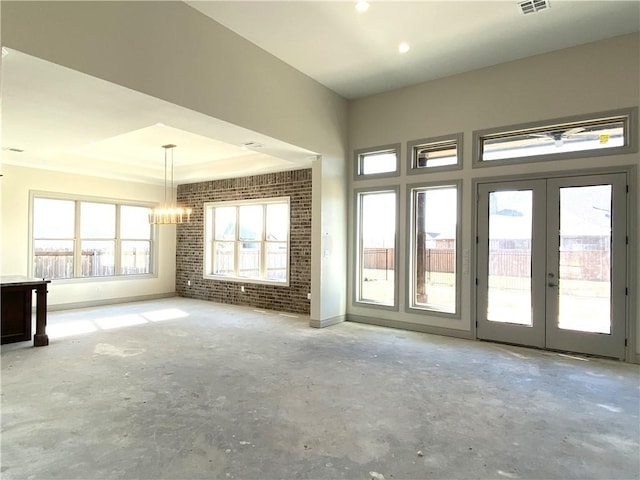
[1,1,349,324]
[1,1,347,157]
[1,164,176,307]
[349,34,638,146]
[348,33,640,357]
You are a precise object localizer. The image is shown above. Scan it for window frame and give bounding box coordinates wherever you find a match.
[473,107,638,168]
[353,186,400,311]
[29,191,156,282]
[406,180,462,318]
[407,132,463,174]
[354,143,401,180]
[203,196,291,286]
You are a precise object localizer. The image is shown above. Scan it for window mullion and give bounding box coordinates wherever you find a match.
[208,208,214,275]
[74,200,81,278]
[358,194,364,300]
[234,206,240,277]
[114,204,121,275]
[261,205,267,280]
[214,208,218,275]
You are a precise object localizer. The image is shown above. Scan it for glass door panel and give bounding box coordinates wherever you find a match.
[557,185,612,334]
[487,190,533,325]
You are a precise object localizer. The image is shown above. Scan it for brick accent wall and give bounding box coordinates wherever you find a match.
[175,169,312,314]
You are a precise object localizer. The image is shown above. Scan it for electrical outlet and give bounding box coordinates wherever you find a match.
[187,280,191,286]
[307,293,311,300]
[241,285,245,293]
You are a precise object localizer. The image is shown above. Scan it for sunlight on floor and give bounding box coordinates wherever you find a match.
[47,308,190,339]
[47,321,98,339]
[95,314,148,330]
[142,308,190,322]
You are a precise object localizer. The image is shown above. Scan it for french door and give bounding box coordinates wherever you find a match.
[476,173,627,359]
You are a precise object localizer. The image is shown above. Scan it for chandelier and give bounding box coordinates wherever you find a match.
[148,144,192,225]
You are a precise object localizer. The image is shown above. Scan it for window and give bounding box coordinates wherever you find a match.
[33,198,75,279]
[120,205,154,275]
[354,144,400,179]
[32,195,153,280]
[475,108,637,165]
[204,197,290,285]
[408,183,461,316]
[408,133,463,173]
[355,188,398,308]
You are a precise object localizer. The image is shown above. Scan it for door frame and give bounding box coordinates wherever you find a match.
[471,165,637,362]
[476,179,547,348]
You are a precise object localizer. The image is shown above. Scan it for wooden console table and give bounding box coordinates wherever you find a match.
[1,276,50,346]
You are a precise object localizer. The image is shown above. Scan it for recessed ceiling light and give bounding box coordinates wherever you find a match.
[355,1,370,12]
[398,42,410,54]
[155,122,166,127]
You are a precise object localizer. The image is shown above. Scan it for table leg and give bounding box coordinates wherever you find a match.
[33,285,49,347]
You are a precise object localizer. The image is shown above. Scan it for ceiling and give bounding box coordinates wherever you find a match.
[188,1,640,99]
[1,49,316,185]
[2,1,638,186]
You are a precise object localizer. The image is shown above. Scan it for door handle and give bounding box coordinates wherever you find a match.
[548,282,558,287]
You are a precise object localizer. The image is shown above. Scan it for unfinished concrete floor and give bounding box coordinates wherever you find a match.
[1,298,639,480]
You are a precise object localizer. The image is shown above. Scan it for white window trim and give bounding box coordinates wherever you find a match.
[352,186,400,311]
[473,107,638,167]
[406,180,462,319]
[203,196,291,287]
[354,143,401,180]
[407,132,464,174]
[29,191,157,282]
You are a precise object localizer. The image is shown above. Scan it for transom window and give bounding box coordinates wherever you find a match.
[204,197,290,285]
[32,195,153,280]
[408,133,463,173]
[475,108,637,165]
[354,144,400,179]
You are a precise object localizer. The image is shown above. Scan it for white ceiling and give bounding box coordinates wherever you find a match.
[1,50,316,185]
[188,0,640,99]
[2,1,638,186]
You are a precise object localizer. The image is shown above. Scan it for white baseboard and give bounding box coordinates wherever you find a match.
[347,313,474,340]
[46,293,176,312]
[309,314,345,328]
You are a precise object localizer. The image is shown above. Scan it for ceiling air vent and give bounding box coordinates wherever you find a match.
[518,0,550,15]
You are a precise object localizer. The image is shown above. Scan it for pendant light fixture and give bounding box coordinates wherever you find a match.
[148,144,192,225]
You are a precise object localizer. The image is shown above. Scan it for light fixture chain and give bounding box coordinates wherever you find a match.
[164,146,168,206]
[171,145,175,204]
